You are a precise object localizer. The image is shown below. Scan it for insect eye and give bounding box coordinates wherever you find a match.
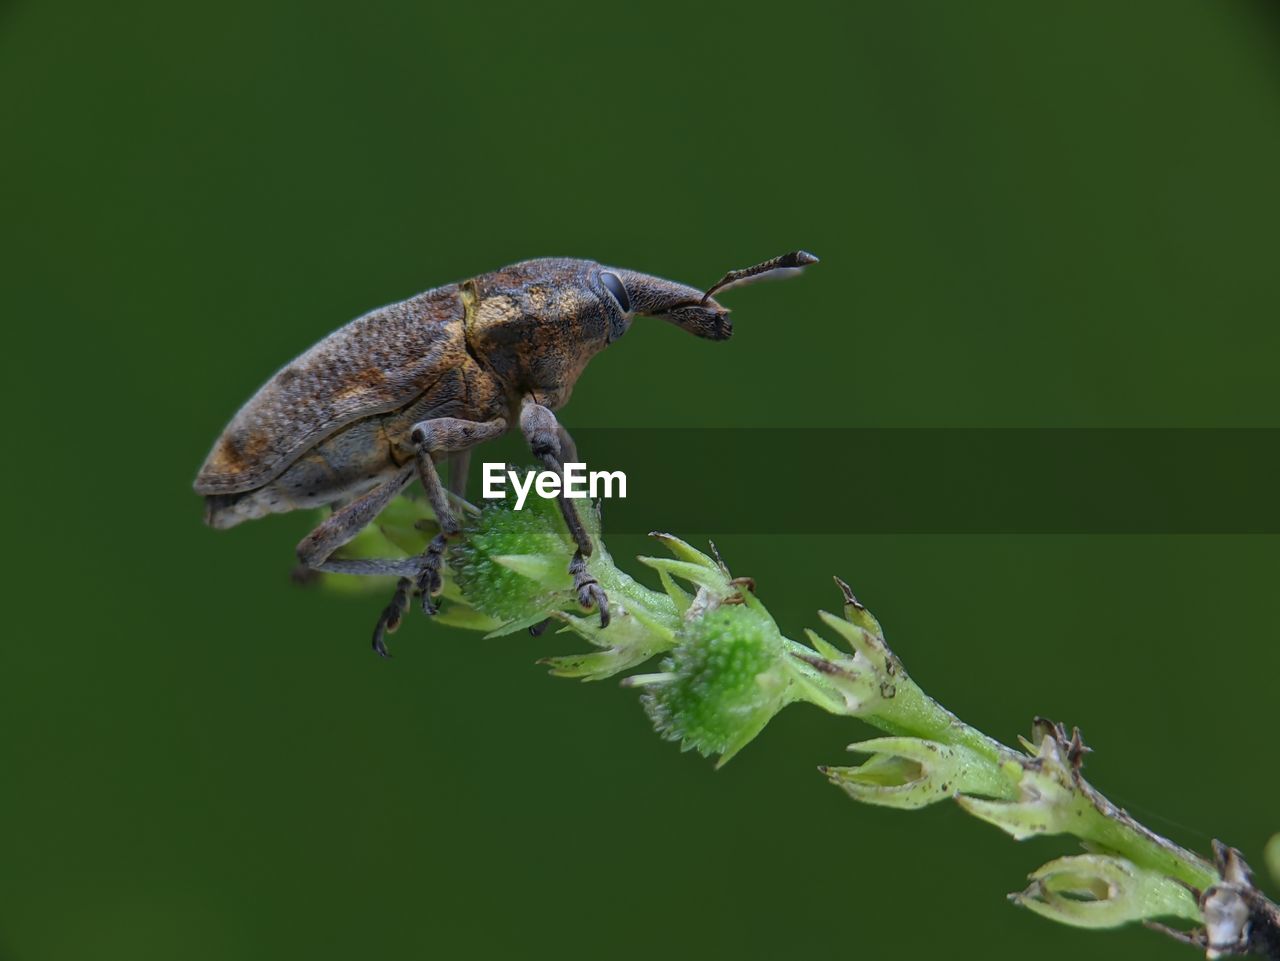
[600,271,631,313]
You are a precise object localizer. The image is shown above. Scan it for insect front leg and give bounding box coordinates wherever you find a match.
[555,423,579,465]
[518,397,609,627]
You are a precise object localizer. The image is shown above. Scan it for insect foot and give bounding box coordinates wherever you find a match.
[371,577,413,658]
[367,530,459,657]
[414,532,458,616]
[569,550,610,628]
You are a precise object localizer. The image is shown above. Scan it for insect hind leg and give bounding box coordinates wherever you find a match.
[289,464,414,656]
[296,463,418,572]
[295,415,506,656]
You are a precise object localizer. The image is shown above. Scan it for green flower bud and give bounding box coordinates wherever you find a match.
[1010,854,1201,930]
[954,719,1098,841]
[823,737,1016,810]
[539,601,677,682]
[636,599,796,766]
[448,473,576,623]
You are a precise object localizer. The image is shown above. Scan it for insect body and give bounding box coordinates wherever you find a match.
[195,251,818,655]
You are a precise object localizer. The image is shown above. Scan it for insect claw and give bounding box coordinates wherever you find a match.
[368,577,412,656]
[529,619,552,637]
[371,617,395,657]
[412,533,449,605]
[582,583,610,628]
[568,552,610,628]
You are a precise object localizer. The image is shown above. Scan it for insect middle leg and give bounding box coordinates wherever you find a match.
[446,450,471,499]
[404,419,496,599]
[298,416,506,655]
[518,397,609,627]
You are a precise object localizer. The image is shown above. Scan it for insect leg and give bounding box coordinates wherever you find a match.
[408,417,507,617]
[298,417,506,656]
[556,423,579,465]
[518,397,609,627]
[296,462,418,573]
[446,450,471,499]
[293,464,421,657]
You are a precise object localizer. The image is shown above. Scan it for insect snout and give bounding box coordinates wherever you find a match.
[663,303,732,341]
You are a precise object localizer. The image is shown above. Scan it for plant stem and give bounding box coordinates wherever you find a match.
[325,492,1277,956]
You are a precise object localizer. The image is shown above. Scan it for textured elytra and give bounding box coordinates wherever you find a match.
[195,286,470,494]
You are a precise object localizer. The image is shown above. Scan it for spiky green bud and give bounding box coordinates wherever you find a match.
[447,472,577,623]
[639,599,796,766]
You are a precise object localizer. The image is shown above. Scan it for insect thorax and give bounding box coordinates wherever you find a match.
[463,268,613,409]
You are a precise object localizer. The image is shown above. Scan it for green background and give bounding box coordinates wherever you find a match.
[3,1,1278,958]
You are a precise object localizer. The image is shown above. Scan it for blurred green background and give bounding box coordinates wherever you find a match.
[3,1,1278,958]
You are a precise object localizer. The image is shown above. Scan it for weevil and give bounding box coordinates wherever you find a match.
[194,251,818,656]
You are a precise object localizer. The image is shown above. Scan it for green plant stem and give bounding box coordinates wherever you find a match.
[325,491,1276,955]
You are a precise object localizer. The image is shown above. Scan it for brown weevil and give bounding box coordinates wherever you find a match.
[194,251,819,656]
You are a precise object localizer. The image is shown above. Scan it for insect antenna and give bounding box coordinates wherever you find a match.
[700,250,820,304]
